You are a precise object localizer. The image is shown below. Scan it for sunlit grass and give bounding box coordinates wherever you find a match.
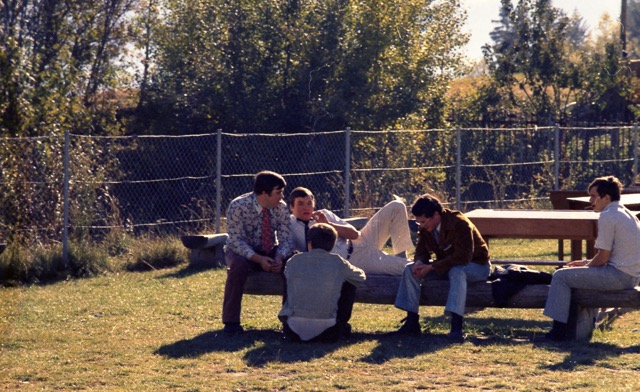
[1,240,639,391]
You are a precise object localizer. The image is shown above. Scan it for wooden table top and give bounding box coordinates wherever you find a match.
[466,209,599,240]
[567,193,640,210]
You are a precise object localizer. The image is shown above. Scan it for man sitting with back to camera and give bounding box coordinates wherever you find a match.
[279,223,366,342]
[288,186,413,275]
[393,194,491,340]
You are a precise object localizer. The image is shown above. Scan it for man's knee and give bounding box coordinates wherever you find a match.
[386,199,407,214]
[225,252,251,276]
[402,263,417,281]
[448,266,465,281]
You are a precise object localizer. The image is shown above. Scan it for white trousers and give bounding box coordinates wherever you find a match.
[349,200,413,275]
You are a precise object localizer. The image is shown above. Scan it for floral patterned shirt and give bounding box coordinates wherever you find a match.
[224,192,293,260]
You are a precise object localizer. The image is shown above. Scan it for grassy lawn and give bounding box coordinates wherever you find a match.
[1,239,639,391]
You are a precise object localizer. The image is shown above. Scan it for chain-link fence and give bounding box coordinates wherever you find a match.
[0,126,638,247]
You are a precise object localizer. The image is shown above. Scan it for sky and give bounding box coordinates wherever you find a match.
[461,0,623,60]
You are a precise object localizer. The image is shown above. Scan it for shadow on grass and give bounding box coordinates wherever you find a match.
[155,324,640,369]
[534,341,640,371]
[156,264,218,279]
[154,328,348,367]
[155,329,282,358]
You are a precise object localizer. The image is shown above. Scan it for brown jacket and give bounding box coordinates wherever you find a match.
[414,208,490,275]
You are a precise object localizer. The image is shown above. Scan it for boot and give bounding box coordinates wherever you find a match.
[395,312,421,335]
[448,313,466,341]
[545,320,570,342]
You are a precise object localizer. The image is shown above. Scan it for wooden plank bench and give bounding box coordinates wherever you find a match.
[242,271,640,341]
[180,217,370,268]
[180,218,640,341]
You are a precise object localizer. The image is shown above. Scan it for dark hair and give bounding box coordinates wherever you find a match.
[411,194,443,218]
[306,223,337,252]
[289,186,315,207]
[254,171,286,195]
[588,176,622,202]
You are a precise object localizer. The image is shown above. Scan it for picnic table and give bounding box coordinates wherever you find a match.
[567,193,640,211]
[465,209,598,261]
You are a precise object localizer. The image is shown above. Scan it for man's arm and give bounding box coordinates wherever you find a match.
[431,219,474,274]
[313,210,359,240]
[566,249,611,268]
[343,259,366,287]
[273,202,294,259]
[413,230,433,263]
[225,202,257,261]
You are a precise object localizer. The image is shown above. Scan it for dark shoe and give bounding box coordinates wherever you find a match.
[447,330,467,342]
[394,317,422,335]
[544,320,571,342]
[544,329,570,342]
[223,323,244,334]
[341,323,352,338]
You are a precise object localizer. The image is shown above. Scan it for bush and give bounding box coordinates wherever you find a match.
[0,235,188,285]
[124,236,188,272]
[0,240,112,284]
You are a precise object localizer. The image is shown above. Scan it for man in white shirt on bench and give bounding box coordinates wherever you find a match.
[288,187,412,275]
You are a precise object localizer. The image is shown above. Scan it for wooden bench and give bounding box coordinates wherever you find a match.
[180,217,371,269]
[242,271,640,341]
[180,218,640,341]
[181,233,228,268]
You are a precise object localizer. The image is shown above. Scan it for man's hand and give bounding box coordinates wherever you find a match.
[312,210,329,224]
[253,254,282,272]
[270,255,284,273]
[411,263,433,279]
[565,259,588,268]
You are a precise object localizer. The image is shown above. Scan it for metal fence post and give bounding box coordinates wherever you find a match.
[62,130,70,267]
[456,126,461,210]
[634,123,638,186]
[554,124,560,190]
[344,127,351,218]
[216,128,222,233]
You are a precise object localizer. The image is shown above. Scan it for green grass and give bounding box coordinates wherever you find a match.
[1,239,639,391]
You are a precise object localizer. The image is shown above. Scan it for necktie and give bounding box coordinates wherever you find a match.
[261,208,273,254]
[433,228,440,245]
[296,219,310,250]
[303,220,310,246]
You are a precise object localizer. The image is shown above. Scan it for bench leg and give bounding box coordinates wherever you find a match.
[189,245,226,269]
[567,305,598,341]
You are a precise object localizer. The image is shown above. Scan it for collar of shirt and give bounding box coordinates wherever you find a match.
[603,200,620,214]
[250,193,265,214]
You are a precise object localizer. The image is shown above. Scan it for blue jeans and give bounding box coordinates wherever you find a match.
[543,265,639,323]
[394,262,491,316]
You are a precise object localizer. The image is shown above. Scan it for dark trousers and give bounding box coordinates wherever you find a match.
[222,250,261,324]
[281,282,356,342]
[222,248,286,324]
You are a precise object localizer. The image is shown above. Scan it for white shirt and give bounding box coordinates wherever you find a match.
[289,209,350,258]
[595,201,640,277]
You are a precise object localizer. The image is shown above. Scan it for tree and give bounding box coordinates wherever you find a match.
[481,0,580,125]
[0,0,138,246]
[0,0,138,137]
[137,0,469,134]
[566,10,589,51]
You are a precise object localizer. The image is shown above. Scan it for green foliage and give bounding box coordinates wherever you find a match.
[482,0,579,124]
[138,0,469,134]
[0,234,187,284]
[0,0,138,247]
[0,0,136,136]
[124,236,188,272]
[473,0,636,126]
[0,240,111,284]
